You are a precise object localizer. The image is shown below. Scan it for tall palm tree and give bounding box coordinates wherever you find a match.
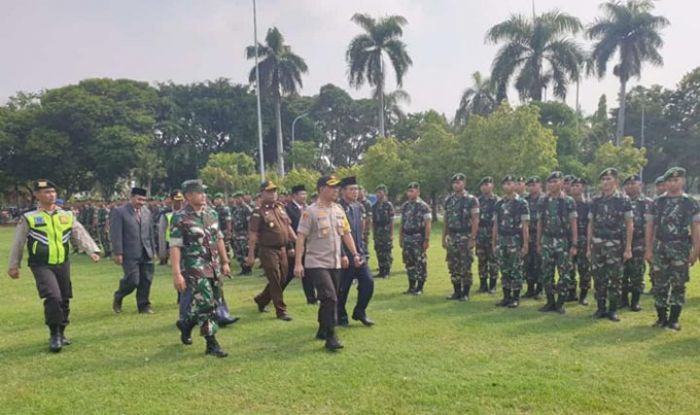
[382,89,411,131]
[454,71,496,127]
[346,13,413,137]
[246,27,308,176]
[486,11,585,103]
[587,0,669,144]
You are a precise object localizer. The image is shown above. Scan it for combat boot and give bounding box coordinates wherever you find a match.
[478,278,488,293]
[324,329,344,351]
[592,299,607,319]
[653,306,668,328]
[533,283,543,300]
[414,280,425,295]
[554,294,567,314]
[48,325,62,353]
[460,284,471,302]
[578,289,589,306]
[523,281,535,298]
[58,325,71,346]
[667,305,682,331]
[205,335,228,358]
[496,288,511,307]
[607,299,620,322]
[630,291,642,312]
[404,279,416,295]
[619,289,629,309]
[446,282,462,300]
[508,290,521,308]
[539,293,556,312]
[488,277,497,294]
[176,319,196,345]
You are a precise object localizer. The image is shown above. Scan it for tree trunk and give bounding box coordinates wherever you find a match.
[275,90,285,177]
[377,58,386,137]
[431,191,438,224]
[615,79,627,145]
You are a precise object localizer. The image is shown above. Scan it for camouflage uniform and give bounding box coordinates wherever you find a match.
[400,199,432,285]
[622,194,652,306]
[494,195,529,301]
[360,198,372,248]
[647,193,700,327]
[231,203,253,273]
[97,205,111,257]
[444,192,480,297]
[372,199,395,277]
[589,191,633,313]
[571,197,592,295]
[524,192,544,296]
[538,194,577,308]
[476,194,500,291]
[215,204,233,259]
[169,204,224,338]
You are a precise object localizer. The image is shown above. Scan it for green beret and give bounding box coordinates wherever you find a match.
[34,179,57,191]
[663,167,686,181]
[599,168,618,179]
[654,176,665,186]
[478,176,493,186]
[451,173,466,182]
[517,176,526,182]
[526,176,541,185]
[571,177,588,186]
[622,174,641,185]
[407,181,420,190]
[213,192,224,199]
[563,175,575,183]
[501,175,516,184]
[182,179,207,194]
[375,184,388,192]
[547,171,564,181]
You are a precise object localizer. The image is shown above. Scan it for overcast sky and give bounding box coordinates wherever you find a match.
[1,0,698,117]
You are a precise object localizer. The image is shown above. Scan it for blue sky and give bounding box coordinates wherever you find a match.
[1,0,698,117]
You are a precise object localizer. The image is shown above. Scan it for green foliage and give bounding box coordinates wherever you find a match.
[282,168,321,194]
[287,141,320,170]
[588,136,647,180]
[199,152,256,196]
[359,137,416,197]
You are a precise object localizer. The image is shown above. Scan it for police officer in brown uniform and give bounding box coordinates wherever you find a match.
[248,180,297,321]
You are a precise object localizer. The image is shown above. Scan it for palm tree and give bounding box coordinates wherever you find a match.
[486,11,585,103]
[382,89,411,131]
[346,13,413,137]
[587,0,669,144]
[246,27,308,176]
[454,71,496,127]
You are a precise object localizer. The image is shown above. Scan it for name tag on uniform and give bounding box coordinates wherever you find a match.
[59,215,70,224]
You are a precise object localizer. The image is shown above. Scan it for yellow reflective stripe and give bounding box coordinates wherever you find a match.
[165,212,173,242]
[32,240,38,255]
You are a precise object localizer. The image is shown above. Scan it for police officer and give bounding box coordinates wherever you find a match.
[476,176,500,293]
[248,181,297,321]
[7,179,101,353]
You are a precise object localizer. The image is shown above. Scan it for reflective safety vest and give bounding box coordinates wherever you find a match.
[165,212,173,243]
[25,208,74,266]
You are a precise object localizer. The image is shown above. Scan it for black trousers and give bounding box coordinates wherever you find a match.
[30,262,72,327]
[338,262,374,322]
[283,255,317,303]
[306,268,340,332]
[115,255,154,310]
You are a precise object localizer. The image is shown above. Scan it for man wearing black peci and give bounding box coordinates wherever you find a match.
[283,184,317,304]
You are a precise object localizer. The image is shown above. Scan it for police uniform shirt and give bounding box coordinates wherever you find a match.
[297,202,351,269]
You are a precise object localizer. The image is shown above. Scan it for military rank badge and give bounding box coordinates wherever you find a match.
[59,215,70,224]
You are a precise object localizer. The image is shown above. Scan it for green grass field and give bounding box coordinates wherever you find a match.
[1,224,699,414]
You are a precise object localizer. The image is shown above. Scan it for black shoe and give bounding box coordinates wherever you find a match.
[138,306,155,314]
[306,298,318,305]
[619,291,630,309]
[218,316,240,327]
[630,291,642,312]
[48,326,62,353]
[315,327,327,340]
[523,283,534,298]
[667,305,682,331]
[653,306,668,328]
[325,336,344,351]
[255,300,268,313]
[508,290,521,308]
[338,319,349,327]
[460,285,471,302]
[607,300,620,322]
[277,314,293,322]
[353,316,375,327]
[413,289,423,296]
[58,326,71,346]
[446,282,462,300]
[592,299,607,319]
[405,280,417,295]
[205,335,228,358]
[578,289,589,306]
[567,288,578,302]
[112,296,122,314]
[478,278,488,293]
[533,283,543,300]
[496,288,511,307]
[554,295,566,314]
[539,293,556,312]
[488,278,497,294]
[176,320,194,345]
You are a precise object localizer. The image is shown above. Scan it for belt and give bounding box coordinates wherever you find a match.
[403,229,424,236]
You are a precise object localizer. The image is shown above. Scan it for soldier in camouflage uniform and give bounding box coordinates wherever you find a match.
[372,184,394,278]
[654,176,666,198]
[97,202,111,258]
[358,186,372,249]
[537,171,578,314]
[442,173,480,301]
[621,174,652,311]
[569,178,591,305]
[563,175,575,196]
[476,177,500,293]
[400,182,432,295]
[515,176,526,197]
[213,194,233,260]
[170,179,229,357]
[493,175,530,308]
[645,167,700,331]
[231,191,253,275]
[524,177,544,299]
[588,168,634,322]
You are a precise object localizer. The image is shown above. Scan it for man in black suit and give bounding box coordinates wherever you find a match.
[283,184,317,304]
[110,187,157,314]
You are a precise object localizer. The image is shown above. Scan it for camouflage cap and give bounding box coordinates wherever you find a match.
[375,184,388,192]
[622,174,641,185]
[663,167,686,181]
[654,176,666,186]
[478,176,494,186]
[599,168,618,180]
[525,176,541,185]
[501,175,517,184]
[182,179,207,194]
[407,181,420,190]
[547,171,564,182]
[451,173,466,182]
